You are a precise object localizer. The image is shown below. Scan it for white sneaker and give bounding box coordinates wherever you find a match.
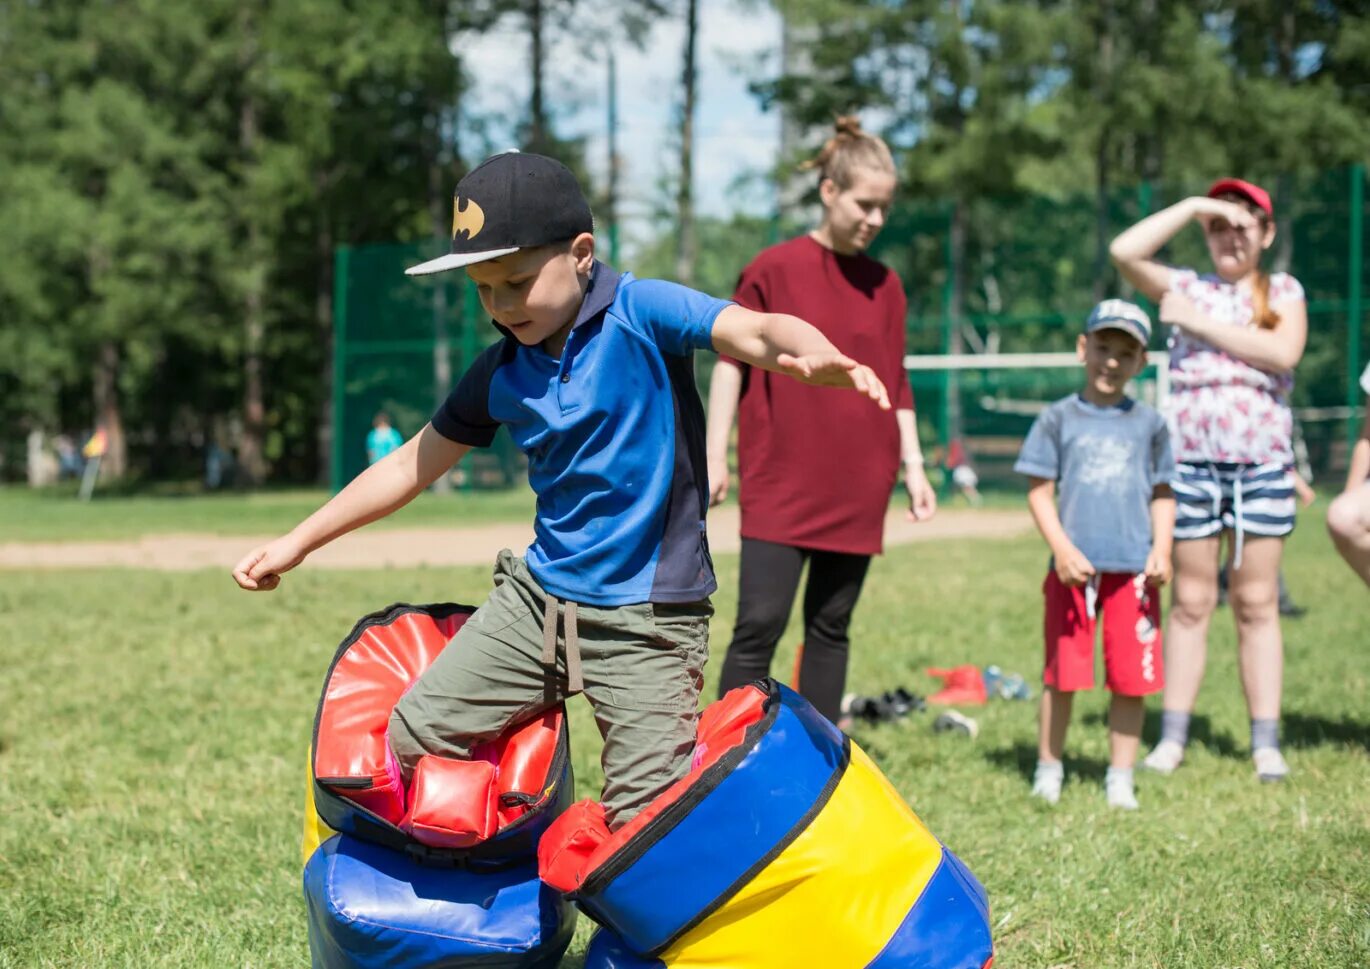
[1031,763,1063,805]
[1253,747,1290,783]
[1142,740,1185,775]
[1105,775,1139,810]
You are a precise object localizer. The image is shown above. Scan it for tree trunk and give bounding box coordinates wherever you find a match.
[429,97,453,493]
[675,0,698,286]
[528,0,547,153]
[92,340,127,479]
[237,4,268,484]
[606,48,621,264]
[1092,1,1114,302]
[946,199,967,446]
[777,10,821,224]
[315,195,334,487]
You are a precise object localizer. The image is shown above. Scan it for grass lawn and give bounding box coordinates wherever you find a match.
[0,506,1366,967]
[0,485,538,542]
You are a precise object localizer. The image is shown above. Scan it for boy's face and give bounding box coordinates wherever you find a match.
[1077,328,1145,400]
[466,233,595,349]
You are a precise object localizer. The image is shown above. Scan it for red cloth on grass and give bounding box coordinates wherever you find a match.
[721,235,913,555]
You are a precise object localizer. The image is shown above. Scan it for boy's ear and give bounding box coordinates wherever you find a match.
[1076,332,1089,362]
[570,232,596,274]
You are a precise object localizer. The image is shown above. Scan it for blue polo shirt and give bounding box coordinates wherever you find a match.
[431,261,732,606]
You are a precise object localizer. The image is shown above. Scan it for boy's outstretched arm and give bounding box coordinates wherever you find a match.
[232,424,469,591]
[710,306,890,410]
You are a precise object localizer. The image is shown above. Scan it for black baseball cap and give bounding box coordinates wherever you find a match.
[405,151,594,276]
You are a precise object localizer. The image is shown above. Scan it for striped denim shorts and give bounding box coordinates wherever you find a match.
[1172,462,1297,564]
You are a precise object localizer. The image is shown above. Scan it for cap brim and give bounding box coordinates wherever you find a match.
[404,246,521,276]
[1090,321,1149,344]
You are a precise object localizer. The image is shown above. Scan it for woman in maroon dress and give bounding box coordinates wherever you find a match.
[707,117,936,727]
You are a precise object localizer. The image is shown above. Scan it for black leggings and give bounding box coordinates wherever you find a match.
[716,538,872,723]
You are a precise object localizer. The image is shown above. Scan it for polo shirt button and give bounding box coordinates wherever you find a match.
[561,374,571,383]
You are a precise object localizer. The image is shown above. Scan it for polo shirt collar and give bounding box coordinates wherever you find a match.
[572,260,621,329]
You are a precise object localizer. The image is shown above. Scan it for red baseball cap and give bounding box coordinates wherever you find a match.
[1207,178,1272,217]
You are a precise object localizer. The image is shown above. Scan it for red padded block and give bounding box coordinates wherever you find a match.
[472,709,564,827]
[405,755,500,849]
[314,610,469,825]
[538,801,610,892]
[538,684,768,893]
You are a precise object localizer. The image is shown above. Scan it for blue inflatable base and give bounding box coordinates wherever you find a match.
[304,835,575,969]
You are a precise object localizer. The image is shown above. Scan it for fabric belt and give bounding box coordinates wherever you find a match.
[541,594,584,694]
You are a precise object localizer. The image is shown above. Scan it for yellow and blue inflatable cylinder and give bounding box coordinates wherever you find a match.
[539,680,993,969]
[299,602,577,969]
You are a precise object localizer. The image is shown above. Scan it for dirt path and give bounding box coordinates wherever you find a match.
[0,506,1032,572]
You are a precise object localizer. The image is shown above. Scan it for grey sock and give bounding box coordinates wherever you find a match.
[1160,710,1191,747]
[1251,718,1280,751]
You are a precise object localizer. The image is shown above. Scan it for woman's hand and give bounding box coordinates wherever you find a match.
[707,452,730,506]
[905,462,937,522]
[775,352,891,409]
[1188,196,1259,233]
[232,534,308,591]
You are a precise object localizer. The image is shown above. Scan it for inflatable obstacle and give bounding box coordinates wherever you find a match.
[538,679,994,969]
[301,603,577,969]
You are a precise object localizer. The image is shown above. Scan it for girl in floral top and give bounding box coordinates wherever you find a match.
[1110,178,1308,783]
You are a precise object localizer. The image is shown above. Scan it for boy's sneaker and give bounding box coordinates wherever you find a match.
[1031,761,1063,805]
[1105,769,1139,810]
[1141,740,1185,775]
[1253,746,1290,783]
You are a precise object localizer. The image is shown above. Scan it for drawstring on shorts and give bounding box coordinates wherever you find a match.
[541,594,584,694]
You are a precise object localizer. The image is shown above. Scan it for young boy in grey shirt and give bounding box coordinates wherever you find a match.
[1014,300,1176,810]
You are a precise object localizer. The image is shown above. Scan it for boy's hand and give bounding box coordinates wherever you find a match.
[905,462,937,522]
[232,535,308,591]
[707,452,730,506]
[776,353,891,410]
[1053,544,1096,586]
[1144,547,1173,587]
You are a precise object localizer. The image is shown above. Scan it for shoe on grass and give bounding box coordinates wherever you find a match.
[1031,762,1062,805]
[1105,774,1139,811]
[1141,740,1184,775]
[1253,746,1290,783]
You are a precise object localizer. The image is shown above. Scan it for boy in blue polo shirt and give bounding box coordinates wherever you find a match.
[232,152,892,828]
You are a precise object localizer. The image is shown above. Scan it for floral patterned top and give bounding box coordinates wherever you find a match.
[1165,268,1304,466]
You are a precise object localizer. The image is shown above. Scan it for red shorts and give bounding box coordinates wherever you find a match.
[1043,571,1163,696]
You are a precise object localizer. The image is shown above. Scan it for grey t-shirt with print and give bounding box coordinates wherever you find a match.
[1014,394,1175,573]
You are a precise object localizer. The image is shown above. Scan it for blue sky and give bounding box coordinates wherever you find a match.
[456,0,783,257]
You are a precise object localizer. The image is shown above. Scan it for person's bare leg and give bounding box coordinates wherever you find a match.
[1108,694,1144,769]
[1038,686,1074,763]
[1106,693,1145,809]
[1033,687,1073,804]
[1143,537,1221,773]
[1228,537,1291,780]
[1328,484,1370,588]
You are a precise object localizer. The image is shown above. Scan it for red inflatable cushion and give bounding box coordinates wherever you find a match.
[405,756,500,848]
[539,684,768,892]
[313,606,563,844]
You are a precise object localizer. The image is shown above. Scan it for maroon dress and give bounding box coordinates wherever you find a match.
[722,235,913,554]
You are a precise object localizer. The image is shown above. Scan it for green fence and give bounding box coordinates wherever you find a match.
[333,165,1367,492]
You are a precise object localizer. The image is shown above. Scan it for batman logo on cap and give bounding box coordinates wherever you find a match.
[452,197,485,242]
